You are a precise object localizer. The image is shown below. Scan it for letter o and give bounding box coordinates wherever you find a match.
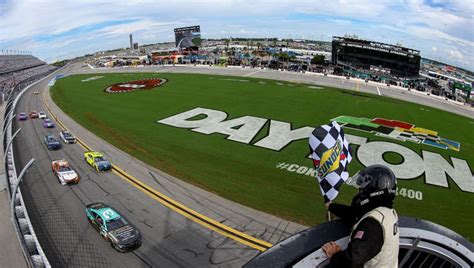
[357,141,424,179]
[296,166,308,174]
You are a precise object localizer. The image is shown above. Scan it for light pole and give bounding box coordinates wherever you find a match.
[9,158,35,267]
[5,87,16,103]
[10,158,36,203]
[4,128,21,162]
[2,114,16,134]
[3,98,14,113]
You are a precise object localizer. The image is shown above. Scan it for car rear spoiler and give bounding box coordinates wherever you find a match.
[86,202,107,209]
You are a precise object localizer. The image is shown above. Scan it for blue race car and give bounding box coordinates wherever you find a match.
[44,133,62,150]
[86,202,141,252]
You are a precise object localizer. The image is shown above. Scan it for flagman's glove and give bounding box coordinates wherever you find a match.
[322,241,342,258]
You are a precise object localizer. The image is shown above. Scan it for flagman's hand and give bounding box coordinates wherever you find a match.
[325,201,332,209]
[322,241,341,258]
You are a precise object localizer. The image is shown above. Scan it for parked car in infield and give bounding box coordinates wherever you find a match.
[18,112,28,120]
[84,151,111,171]
[29,111,39,118]
[59,131,76,144]
[38,111,47,119]
[52,159,79,185]
[44,133,61,150]
[85,202,141,252]
[42,119,54,128]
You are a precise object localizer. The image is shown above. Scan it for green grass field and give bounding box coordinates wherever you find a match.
[51,73,474,240]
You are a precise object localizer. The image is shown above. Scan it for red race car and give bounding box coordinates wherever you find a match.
[29,111,39,118]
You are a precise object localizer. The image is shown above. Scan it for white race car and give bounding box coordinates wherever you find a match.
[52,159,80,185]
[60,131,77,144]
[38,111,47,119]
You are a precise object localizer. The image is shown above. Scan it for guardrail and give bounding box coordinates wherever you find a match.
[245,217,474,267]
[3,76,53,267]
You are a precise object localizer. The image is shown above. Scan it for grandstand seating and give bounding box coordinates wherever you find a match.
[0,55,56,94]
[0,55,45,74]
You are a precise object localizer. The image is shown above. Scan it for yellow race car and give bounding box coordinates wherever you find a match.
[84,151,111,171]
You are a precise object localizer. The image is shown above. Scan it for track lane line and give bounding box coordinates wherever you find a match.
[41,90,273,251]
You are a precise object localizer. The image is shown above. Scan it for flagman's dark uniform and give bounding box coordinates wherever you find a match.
[324,165,399,268]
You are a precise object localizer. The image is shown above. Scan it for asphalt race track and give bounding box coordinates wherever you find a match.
[13,63,305,267]
[12,63,473,267]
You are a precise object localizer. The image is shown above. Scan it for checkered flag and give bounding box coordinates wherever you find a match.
[309,121,352,203]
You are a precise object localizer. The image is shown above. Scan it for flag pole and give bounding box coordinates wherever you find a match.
[325,202,332,221]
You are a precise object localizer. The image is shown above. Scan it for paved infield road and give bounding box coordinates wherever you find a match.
[13,64,304,267]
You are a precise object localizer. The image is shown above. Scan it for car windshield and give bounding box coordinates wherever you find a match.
[94,157,105,162]
[106,217,127,231]
[59,166,72,172]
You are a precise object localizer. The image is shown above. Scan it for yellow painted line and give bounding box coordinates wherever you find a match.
[41,92,272,251]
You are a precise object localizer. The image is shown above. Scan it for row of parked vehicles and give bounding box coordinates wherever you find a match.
[17,108,140,252]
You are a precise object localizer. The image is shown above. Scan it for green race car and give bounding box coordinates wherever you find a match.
[84,151,111,171]
[86,202,141,252]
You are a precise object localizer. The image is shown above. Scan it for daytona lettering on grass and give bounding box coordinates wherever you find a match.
[276,162,423,201]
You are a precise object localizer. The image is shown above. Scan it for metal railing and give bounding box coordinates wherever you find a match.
[3,74,54,267]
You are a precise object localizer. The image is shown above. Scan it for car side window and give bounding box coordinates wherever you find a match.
[92,212,104,226]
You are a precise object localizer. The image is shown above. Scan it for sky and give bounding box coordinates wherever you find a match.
[0,0,473,70]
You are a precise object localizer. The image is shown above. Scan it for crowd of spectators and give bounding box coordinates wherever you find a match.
[0,55,56,99]
[0,55,45,74]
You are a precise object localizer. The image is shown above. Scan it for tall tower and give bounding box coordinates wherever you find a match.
[129,34,133,51]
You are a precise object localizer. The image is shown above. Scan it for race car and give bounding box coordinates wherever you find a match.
[18,112,28,121]
[38,111,47,119]
[52,159,79,185]
[29,111,38,118]
[42,119,54,128]
[84,151,111,171]
[33,90,39,95]
[44,133,61,150]
[85,202,141,252]
[59,131,76,144]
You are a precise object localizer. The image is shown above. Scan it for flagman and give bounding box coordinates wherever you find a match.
[322,165,399,268]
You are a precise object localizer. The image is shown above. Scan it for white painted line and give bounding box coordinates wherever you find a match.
[243,70,260,77]
[376,86,382,96]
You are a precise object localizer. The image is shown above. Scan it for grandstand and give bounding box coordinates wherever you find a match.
[0,55,56,99]
[332,36,421,77]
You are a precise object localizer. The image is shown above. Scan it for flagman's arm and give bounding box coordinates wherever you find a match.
[327,203,352,222]
[323,218,384,267]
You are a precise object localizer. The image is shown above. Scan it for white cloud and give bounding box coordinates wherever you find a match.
[0,0,472,70]
[449,49,463,60]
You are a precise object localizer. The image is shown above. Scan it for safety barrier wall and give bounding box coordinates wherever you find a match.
[3,74,54,267]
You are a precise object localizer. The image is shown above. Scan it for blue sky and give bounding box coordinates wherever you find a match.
[0,0,472,70]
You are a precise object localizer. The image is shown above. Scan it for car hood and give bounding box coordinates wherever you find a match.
[58,171,77,181]
[108,225,139,244]
[48,141,60,146]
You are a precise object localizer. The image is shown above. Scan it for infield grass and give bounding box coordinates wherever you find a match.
[51,73,474,240]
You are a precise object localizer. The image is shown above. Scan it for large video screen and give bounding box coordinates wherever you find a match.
[174,25,201,48]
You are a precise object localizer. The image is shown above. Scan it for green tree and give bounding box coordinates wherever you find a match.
[311,54,325,65]
[277,52,290,61]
